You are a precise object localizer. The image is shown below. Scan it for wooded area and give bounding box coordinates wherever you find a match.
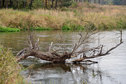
[0,0,125,9]
[0,0,72,9]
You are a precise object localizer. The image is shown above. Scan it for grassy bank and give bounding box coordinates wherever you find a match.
[0,46,25,84]
[0,3,126,31]
[0,26,20,32]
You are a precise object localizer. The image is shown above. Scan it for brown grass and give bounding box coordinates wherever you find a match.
[0,4,126,30]
[0,45,25,84]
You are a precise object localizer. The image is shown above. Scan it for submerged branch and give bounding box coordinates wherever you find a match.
[17,30,123,64]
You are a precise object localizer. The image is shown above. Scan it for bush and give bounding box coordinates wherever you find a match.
[116,18,126,29]
[0,46,25,84]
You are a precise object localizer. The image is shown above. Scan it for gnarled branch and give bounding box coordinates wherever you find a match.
[17,30,123,64]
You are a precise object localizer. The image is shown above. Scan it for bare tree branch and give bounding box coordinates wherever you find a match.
[17,30,123,64]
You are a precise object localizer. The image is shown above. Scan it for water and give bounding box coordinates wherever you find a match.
[0,30,126,84]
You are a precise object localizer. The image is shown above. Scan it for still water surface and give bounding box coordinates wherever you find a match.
[0,30,126,84]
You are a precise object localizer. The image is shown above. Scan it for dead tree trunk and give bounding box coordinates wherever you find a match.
[17,30,123,64]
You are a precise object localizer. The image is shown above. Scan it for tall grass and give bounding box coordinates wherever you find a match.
[0,4,126,30]
[0,46,25,84]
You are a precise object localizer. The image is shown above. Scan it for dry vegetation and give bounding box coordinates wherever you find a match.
[0,3,126,30]
[0,46,25,84]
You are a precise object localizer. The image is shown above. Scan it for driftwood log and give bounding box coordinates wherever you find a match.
[16,30,123,63]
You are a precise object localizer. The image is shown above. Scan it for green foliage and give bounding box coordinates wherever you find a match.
[0,46,24,84]
[116,18,126,29]
[0,26,20,32]
[62,21,84,30]
[30,27,53,31]
[60,0,73,7]
[0,0,73,9]
[32,0,43,9]
[70,2,78,8]
[60,7,70,11]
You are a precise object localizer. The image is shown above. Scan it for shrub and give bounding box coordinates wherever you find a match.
[0,46,24,84]
[116,18,126,29]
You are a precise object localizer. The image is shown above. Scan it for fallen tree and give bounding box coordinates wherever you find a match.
[16,30,123,64]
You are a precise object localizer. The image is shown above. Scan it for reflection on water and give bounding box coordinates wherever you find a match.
[21,63,120,84]
[0,30,126,84]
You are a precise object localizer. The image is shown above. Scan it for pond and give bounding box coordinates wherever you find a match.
[0,30,126,84]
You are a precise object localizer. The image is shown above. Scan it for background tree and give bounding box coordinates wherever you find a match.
[112,0,122,5]
[51,0,54,8]
[29,0,34,9]
[0,0,2,8]
[60,0,73,7]
[2,0,5,8]
[0,0,125,9]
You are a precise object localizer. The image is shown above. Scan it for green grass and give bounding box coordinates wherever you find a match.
[0,26,20,32]
[62,24,84,30]
[62,20,84,30]
[31,27,53,30]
